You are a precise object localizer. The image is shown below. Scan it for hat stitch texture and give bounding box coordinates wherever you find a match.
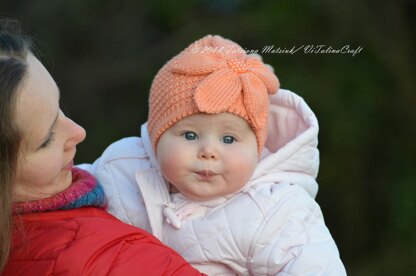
[148,35,280,155]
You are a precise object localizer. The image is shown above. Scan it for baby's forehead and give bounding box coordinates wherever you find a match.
[175,112,252,131]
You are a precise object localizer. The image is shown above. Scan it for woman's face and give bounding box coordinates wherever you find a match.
[13,54,86,201]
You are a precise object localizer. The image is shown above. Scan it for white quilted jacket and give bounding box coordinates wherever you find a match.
[80,89,346,275]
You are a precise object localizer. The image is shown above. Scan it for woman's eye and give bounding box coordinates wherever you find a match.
[222,136,235,144]
[183,131,197,140]
[39,132,55,149]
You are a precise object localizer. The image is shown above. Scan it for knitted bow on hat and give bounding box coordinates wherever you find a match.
[148,35,280,154]
[170,35,279,131]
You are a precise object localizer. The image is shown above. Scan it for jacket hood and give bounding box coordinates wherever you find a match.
[250,89,319,197]
[142,89,319,198]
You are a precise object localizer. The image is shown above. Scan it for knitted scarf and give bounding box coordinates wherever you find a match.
[12,168,107,215]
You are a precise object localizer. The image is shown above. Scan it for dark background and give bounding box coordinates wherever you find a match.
[2,0,415,274]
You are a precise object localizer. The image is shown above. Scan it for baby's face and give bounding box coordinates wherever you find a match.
[156,112,258,201]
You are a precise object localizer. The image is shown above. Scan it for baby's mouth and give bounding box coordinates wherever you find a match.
[197,170,216,177]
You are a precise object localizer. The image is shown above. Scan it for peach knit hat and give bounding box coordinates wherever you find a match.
[148,35,279,155]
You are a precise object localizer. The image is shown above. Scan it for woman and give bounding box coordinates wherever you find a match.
[0,19,203,275]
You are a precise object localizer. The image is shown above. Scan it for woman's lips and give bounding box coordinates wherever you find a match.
[63,160,74,171]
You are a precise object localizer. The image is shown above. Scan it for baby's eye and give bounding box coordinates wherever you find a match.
[222,135,236,144]
[183,131,198,140]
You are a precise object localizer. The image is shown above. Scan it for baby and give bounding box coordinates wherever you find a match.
[82,35,346,275]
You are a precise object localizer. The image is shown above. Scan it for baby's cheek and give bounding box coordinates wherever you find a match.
[160,159,174,177]
[231,153,257,181]
[158,151,182,179]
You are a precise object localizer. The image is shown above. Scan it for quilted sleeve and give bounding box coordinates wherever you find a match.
[79,137,152,231]
[57,214,206,276]
[107,234,205,276]
[248,183,346,275]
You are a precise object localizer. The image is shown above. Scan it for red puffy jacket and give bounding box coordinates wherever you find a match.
[4,207,204,275]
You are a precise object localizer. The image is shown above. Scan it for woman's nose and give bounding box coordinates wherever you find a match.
[64,118,86,150]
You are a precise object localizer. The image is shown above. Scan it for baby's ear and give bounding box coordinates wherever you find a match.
[248,53,275,73]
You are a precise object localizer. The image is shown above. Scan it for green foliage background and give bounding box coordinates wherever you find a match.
[2,0,415,274]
